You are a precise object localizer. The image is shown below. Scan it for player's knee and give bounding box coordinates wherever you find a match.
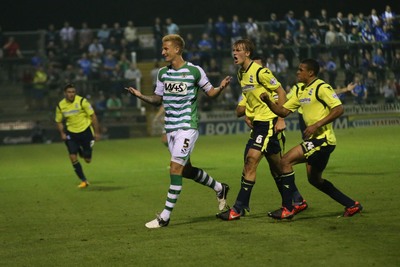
[307,176,323,188]
[182,166,198,178]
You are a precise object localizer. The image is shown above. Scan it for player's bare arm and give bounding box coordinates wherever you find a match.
[126,87,162,105]
[206,76,232,98]
[274,86,287,132]
[236,105,245,117]
[303,105,344,139]
[260,92,291,118]
[91,113,101,141]
[334,82,356,94]
[57,122,67,141]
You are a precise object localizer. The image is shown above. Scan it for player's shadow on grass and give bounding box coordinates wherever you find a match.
[88,181,127,192]
[328,170,388,176]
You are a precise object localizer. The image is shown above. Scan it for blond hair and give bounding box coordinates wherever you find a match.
[162,34,185,55]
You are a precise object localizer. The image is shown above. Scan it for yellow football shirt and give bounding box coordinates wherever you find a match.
[55,95,94,133]
[283,79,342,145]
[238,62,282,122]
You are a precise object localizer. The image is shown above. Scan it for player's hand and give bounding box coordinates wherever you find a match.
[125,87,141,97]
[346,82,356,92]
[303,124,318,139]
[275,117,286,132]
[219,76,232,90]
[259,92,270,103]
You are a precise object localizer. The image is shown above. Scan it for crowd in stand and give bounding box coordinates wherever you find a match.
[0,5,400,113]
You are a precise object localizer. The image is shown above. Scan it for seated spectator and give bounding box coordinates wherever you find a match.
[381,78,397,104]
[97,23,110,45]
[94,91,107,122]
[106,93,122,120]
[88,38,104,56]
[124,63,142,107]
[31,65,48,110]
[352,75,368,105]
[102,49,118,79]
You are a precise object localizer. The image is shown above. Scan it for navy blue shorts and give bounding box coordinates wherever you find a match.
[65,127,94,158]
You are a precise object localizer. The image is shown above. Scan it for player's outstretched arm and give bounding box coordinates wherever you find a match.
[207,76,232,98]
[125,87,162,106]
[334,82,356,94]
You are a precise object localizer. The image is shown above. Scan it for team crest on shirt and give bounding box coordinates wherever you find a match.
[308,89,313,96]
[249,75,254,83]
[75,103,79,108]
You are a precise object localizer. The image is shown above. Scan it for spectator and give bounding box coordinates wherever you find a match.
[97,23,110,45]
[334,12,345,32]
[381,5,395,26]
[214,34,226,71]
[316,8,330,39]
[346,13,359,33]
[309,28,322,58]
[203,17,215,40]
[78,22,93,53]
[325,57,337,88]
[293,25,308,60]
[94,90,107,122]
[124,20,139,52]
[269,13,282,36]
[364,70,378,104]
[372,47,386,88]
[276,53,289,86]
[347,27,361,67]
[45,23,59,48]
[381,78,397,104]
[88,38,104,56]
[76,52,91,77]
[360,23,375,56]
[102,49,118,79]
[230,15,242,44]
[368,9,380,28]
[31,65,48,110]
[3,36,22,58]
[124,63,142,107]
[285,10,298,36]
[391,51,400,83]
[104,36,121,57]
[152,17,164,61]
[214,15,229,42]
[110,22,124,43]
[198,33,213,69]
[165,17,179,34]
[245,17,259,46]
[117,53,131,76]
[343,53,356,86]
[3,36,23,82]
[106,93,123,120]
[59,21,76,48]
[282,30,295,68]
[301,10,315,35]
[336,26,348,67]
[89,51,102,81]
[352,75,368,105]
[271,33,284,58]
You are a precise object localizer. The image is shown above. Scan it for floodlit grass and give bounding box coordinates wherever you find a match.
[1,126,399,266]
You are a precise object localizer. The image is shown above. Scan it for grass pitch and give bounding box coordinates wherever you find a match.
[1,126,399,266]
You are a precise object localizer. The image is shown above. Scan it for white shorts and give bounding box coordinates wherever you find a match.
[167,129,199,165]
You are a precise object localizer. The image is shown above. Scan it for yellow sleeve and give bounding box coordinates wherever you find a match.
[258,68,281,91]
